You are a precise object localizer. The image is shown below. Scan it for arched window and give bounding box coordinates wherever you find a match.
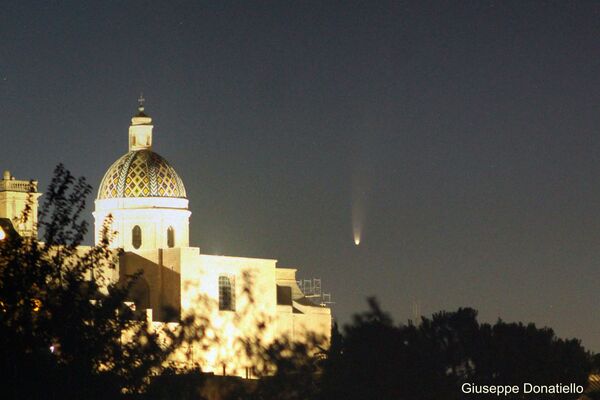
[167,226,175,248]
[132,225,142,249]
[219,276,235,311]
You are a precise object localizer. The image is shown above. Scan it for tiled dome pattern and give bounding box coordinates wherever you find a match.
[98,150,186,199]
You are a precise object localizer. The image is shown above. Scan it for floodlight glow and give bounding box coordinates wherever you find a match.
[0,226,5,240]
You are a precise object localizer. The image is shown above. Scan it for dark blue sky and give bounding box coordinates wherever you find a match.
[2,1,600,349]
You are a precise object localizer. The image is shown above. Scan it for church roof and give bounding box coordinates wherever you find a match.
[97,149,186,199]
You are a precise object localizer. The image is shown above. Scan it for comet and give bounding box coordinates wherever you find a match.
[350,135,374,247]
[351,165,369,247]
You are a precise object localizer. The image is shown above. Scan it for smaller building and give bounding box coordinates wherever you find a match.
[0,170,41,238]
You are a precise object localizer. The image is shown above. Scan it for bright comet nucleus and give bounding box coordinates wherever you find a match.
[352,209,363,246]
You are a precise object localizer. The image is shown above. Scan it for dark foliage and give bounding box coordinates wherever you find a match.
[0,165,197,400]
[320,299,591,400]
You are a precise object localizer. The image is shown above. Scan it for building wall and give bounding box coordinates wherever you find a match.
[119,248,183,321]
[179,253,278,376]
[275,268,332,344]
[118,247,331,378]
[94,197,190,251]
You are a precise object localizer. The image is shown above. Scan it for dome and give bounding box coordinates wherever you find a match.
[97,150,186,199]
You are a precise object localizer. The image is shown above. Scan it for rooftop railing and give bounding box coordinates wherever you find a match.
[0,179,38,193]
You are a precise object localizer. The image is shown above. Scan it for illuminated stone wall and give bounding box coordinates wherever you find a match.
[93,197,191,251]
[117,246,331,377]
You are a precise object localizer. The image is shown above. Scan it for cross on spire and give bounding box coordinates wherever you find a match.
[137,93,145,112]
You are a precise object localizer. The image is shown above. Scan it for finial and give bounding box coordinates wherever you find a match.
[137,93,145,112]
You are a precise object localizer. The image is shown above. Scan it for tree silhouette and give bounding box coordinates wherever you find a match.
[473,320,590,399]
[0,165,198,400]
[319,299,591,400]
[320,298,451,400]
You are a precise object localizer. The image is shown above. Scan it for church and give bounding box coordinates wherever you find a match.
[0,101,331,378]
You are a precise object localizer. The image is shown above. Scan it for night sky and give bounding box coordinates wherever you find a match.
[2,1,600,349]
